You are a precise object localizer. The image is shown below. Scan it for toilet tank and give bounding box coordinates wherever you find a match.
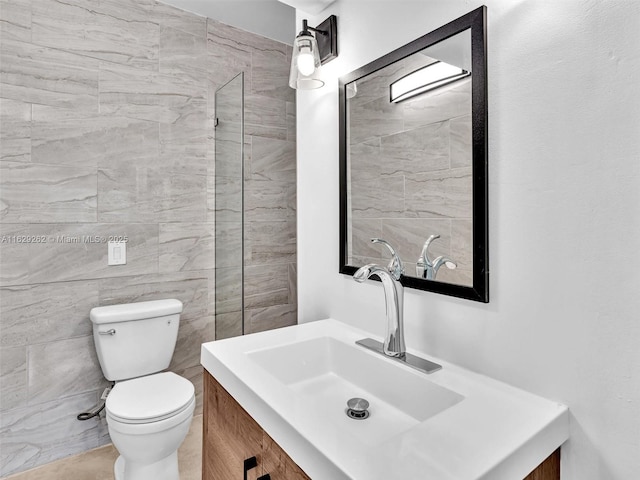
[90,299,183,381]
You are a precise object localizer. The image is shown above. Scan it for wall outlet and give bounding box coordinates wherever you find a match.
[108,241,126,265]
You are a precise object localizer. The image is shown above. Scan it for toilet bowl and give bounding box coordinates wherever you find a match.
[89,299,195,480]
[106,372,195,480]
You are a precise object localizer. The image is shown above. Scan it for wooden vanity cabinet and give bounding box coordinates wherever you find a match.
[203,371,559,480]
[203,371,310,480]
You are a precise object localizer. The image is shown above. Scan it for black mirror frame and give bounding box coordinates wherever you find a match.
[339,6,488,302]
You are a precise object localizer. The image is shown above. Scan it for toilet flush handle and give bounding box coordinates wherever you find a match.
[99,329,116,335]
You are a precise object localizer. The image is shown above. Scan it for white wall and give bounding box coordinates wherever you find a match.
[296,1,640,479]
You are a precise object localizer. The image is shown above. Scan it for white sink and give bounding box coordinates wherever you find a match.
[201,319,569,480]
[248,336,464,446]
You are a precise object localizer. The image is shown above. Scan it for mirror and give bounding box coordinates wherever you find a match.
[339,7,488,302]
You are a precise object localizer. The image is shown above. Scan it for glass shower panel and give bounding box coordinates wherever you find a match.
[214,73,244,340]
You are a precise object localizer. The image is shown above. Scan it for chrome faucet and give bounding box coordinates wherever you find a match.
[353,238,442,375]
[353,238,405,357]
[416,234,457,280]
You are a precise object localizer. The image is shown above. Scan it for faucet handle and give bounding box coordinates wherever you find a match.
[371,238,404,280]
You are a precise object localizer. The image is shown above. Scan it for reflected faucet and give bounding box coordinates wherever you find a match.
[353,238,405,357]
[416,234,457,280]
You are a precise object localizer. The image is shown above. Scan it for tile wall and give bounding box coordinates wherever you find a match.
[347,53,472,285]
[0,0,296,475]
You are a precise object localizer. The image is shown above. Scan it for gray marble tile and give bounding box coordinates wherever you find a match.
[249,137,295,182]
[244,123,287,141]
[244,264,288,309]
[245,219,296,266]
[159,223,214,273]
[350,175,404,219]
[206,20,252,89]
[0,391,101,477]
[172,315,212,373]
[349,138,382,182]
[405,167,473,219]
[251,47,294,103]
[206,172,215,224]
[403,77,471,130]
[349,96,404,145]
[208,18,287,57]
[0,345,27,411]
[98,271,210,323]
[245,303,296,335]
[215,310,242,340]
[151,1,207,38]
[0,224,30,286]
[450,114,473,168]
[27,223,158,284]
[381,218,452,272]
[159,142,209,176]
[98,62,206,124]
[214,175,242,224]
[0,39,99,110]
[380,121,450,175]
[0,280,98,347]
[214,76,243,126]
[31,0,159,71]
[214,221,242,268]
[286,101,296,142]
[0,162,97,223]
[0,0,31,42]
[159,97,208,146]
[27,335,105,405]
[288,263,297,307]
[244,179,296,222]
[31,105,159,168]
[245,93,287,132]
[349,255,382,267]
[159,25,208,87]
[0,98,31,163]
[214,267,242,315]
[350,218,383,260]
[98,166,207,223]
[170,312,214,373]
[213,125,244,178]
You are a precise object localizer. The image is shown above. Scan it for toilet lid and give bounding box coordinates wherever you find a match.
[106,372,195,423]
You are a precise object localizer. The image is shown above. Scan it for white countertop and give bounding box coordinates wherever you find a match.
[201,319,569,480]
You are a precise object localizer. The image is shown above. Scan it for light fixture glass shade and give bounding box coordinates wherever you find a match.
[390,61,470,102]
[289,33,324,90]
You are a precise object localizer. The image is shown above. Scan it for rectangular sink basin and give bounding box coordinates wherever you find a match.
[248,337,464,446]
[201,319,569,480]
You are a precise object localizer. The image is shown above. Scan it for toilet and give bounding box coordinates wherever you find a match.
[90,299,195,480]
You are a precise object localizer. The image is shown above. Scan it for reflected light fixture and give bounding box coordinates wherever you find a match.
[289,15,338,90]
[390,61,470,103]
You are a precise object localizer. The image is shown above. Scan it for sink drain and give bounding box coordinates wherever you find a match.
[346,397,370,420]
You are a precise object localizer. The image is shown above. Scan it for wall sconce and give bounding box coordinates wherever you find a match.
[289,15,338,90]
[389,61,470,103]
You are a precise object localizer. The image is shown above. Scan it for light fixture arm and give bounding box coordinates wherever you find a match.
[302,19,328,36]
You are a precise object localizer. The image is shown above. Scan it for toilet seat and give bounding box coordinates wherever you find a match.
[106,372,195,424]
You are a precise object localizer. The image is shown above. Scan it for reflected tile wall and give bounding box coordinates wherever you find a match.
[348,56,472,286]
[0,0,296,475]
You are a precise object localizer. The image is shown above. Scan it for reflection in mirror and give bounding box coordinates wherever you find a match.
[346,29,473,287]
[339,7,487,302]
